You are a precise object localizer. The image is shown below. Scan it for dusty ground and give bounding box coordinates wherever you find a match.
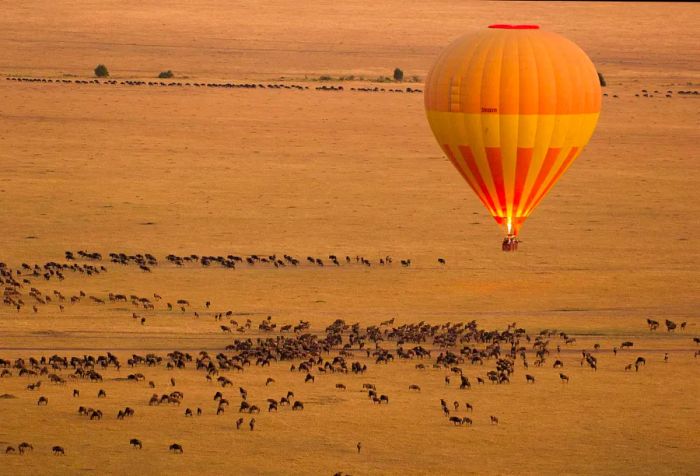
[0,1,699,475]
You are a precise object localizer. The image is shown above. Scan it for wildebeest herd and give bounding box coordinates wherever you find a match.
[0,250,697,461]
[4,76,423,94]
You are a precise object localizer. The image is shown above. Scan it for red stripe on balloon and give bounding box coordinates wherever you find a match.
[513,147,533,213]
[458,145,499,215]
[522,147,561,214]
[529,147,579,212]
[443,144,485,205]
[485,147,507,216]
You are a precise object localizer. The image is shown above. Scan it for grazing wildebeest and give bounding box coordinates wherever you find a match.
[98,389,106,398]
[559,373,569,383]
[449,416,463,425]
[5,446,15,454]
[292,401,304,411]
[462,417,473,426]
[249,418,256,431]
[408,384,420,391]
[185,408,193,417]
[553,360,564,368]
[465,403,473,412]
[169,443,183,453]
[438,258,446,265]
[18,442,33,454]
[620,341,634,349]
[490,415,499,425]
[336,383,346,390]
[236,418,244,429]
[37,396,48,405]
[130,439,142,449]
[52,446,65,455]
[525,374,535,384]
[379,394,389,404]
[305,373,315,383]
[73,389,79,397]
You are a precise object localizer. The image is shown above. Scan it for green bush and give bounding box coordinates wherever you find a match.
[94,64,109,78]
[393,68,404,81]
[158,70,174,79]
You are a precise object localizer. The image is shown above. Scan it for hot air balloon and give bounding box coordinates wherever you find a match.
[424,24,601,251]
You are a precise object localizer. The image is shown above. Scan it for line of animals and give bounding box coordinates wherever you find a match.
[66,249,428,269]
[6,77,698,98]
[1,250,445,315]
[3,76,423,94]
[601,88,700,99]
[1,312,696,457]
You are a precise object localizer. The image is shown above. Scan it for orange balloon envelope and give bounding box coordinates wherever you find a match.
[424,24,601,237]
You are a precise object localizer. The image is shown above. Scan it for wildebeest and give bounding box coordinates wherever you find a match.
[525,374,535,383]
[169,443,183,453]
[408,384,420,391]
[52,446,65,455]
[37,396,48,405]
[490,415,499,425]
[18,442,33,454]
[559,373,569,383]
[130,438,142,449]
[292,401,304,411]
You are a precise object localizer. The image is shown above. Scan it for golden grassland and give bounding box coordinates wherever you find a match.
[0,1,699,474]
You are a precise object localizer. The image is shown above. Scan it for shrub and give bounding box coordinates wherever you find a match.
[393,68,404,81]
[319,75,332,81]
[158,70,174,79]
[94,64,109,78]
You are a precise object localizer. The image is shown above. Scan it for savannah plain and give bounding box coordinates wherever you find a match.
[0,1,699,475]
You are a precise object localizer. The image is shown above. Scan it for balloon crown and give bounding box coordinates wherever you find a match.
[488,24,540,29]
